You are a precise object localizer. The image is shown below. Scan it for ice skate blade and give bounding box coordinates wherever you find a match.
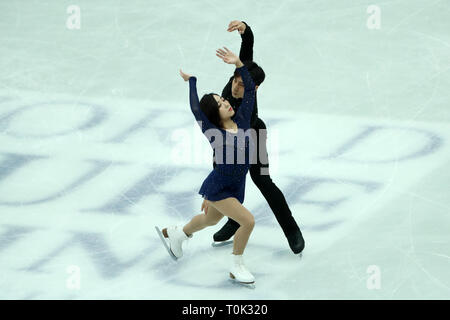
[211,240,233,247]
[155,226,178,261]
[229,273,255,288]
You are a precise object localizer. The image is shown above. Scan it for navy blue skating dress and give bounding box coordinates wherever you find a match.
[188,65,256,204]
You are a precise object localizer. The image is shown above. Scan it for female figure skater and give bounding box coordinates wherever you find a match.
[156,47,257,284]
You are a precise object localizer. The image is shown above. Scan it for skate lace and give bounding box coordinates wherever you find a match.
[237,262,250,276]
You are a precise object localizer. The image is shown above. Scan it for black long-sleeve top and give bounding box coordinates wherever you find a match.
[221,22,259,128]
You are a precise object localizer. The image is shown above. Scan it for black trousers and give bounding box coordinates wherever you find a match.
[214,118,300,237]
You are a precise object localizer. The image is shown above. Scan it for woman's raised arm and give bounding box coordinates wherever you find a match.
[216,48,255,124]
[179,69,217,134]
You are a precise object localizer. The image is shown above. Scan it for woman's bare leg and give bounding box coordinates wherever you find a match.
[183,203,224,236]
[208,197,255,255]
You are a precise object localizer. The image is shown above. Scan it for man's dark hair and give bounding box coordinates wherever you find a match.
[234,61,265,85]
[199,93,222,128]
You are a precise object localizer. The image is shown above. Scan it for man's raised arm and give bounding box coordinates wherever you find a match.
[227,20,254,61]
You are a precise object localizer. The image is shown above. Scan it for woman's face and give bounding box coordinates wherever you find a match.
[213,95,234,121]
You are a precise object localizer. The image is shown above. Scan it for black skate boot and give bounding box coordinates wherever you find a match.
[212,219,240,247]
[286,229,305,254]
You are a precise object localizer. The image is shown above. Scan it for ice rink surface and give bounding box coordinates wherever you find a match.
[0,0,449,299]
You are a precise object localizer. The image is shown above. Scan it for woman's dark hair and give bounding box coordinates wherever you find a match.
[234,60,265,85]
[199,93,222,128]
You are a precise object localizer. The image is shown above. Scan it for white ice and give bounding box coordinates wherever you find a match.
[0,0,449,299]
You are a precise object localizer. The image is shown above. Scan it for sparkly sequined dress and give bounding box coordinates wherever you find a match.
[188,65,256,203]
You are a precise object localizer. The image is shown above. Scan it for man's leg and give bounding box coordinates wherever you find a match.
[213,215,240,242]
[213,118,305,253]
[249,118,305,253]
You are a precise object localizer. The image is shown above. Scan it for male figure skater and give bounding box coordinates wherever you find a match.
[206,21,305,254]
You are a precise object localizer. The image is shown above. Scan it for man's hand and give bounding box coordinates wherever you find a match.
[179,69,191,81]
[216,47,242,67]
[227,20,246,34]
[201,199,208,215]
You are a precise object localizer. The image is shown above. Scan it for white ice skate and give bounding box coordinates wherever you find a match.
[229,254,255,286]
[155,226,191,260]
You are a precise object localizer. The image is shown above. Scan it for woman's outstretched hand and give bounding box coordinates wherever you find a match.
[179,69,191,81]
[216,47,243,67]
